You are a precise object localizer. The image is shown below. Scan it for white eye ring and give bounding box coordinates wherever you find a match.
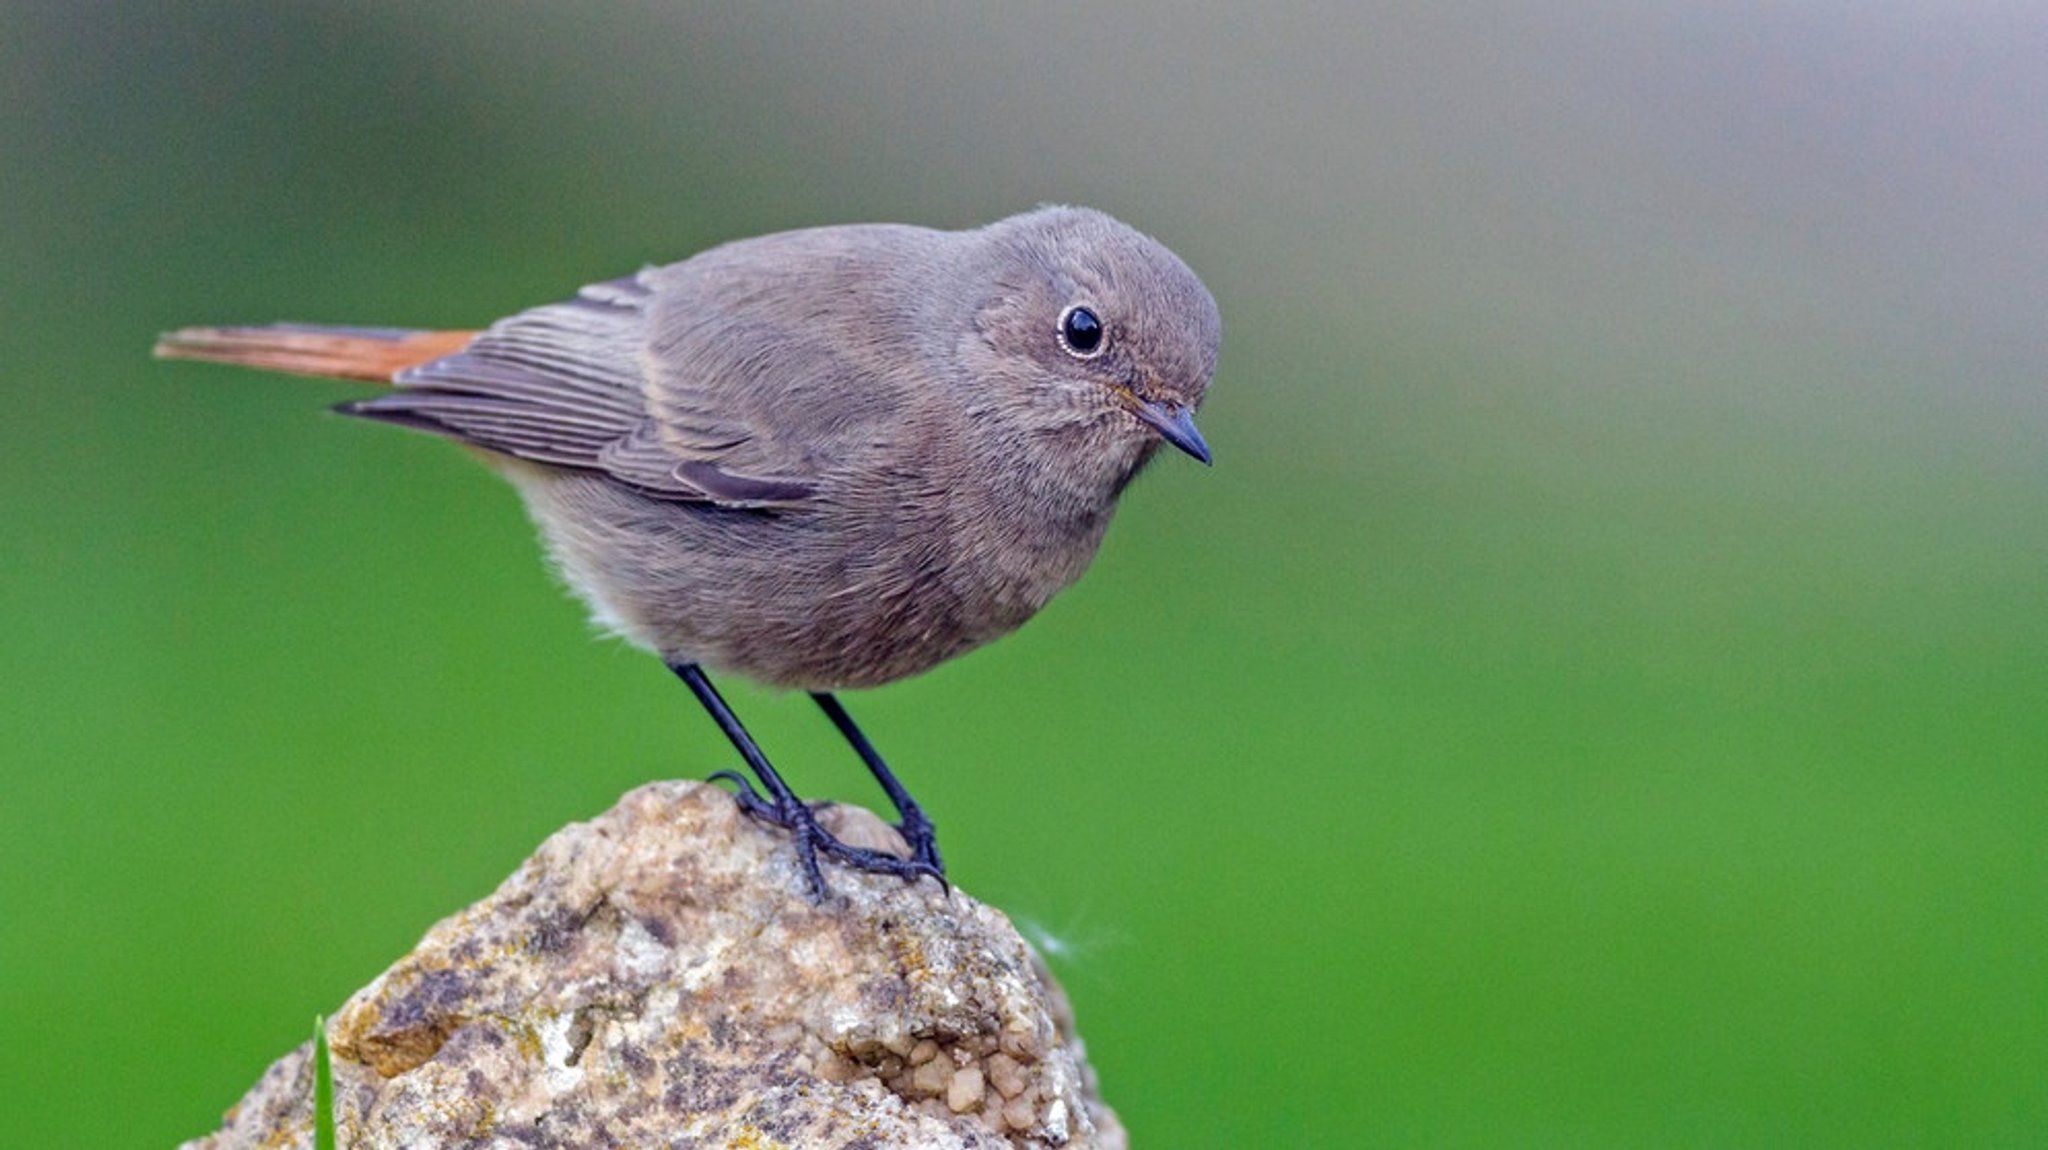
[1057,303,1107,359]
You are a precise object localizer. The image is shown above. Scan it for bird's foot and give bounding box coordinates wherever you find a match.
[707,771,947,898]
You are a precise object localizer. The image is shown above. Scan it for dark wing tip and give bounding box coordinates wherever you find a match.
[332,397,457,438]
[672,460,816,506]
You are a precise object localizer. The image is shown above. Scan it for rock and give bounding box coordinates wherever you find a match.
[181,781,1125,1149]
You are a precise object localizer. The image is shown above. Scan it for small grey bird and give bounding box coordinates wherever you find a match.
[156,206,1220,896]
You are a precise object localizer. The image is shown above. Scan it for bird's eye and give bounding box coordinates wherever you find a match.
[1057,305,1105,358]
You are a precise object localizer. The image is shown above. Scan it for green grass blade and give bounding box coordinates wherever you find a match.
[313,1015,336,1150]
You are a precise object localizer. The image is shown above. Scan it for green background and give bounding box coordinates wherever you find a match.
[5,4,2044,1145]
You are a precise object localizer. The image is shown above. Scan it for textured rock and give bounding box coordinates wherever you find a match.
[182,781,1124,1149]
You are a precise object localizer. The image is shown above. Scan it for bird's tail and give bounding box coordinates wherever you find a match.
[152,323,478,384]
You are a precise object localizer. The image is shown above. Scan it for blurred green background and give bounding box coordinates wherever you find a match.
[5,4,2045,1145]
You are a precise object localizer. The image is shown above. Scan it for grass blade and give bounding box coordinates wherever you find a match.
[313,1015,336,1150]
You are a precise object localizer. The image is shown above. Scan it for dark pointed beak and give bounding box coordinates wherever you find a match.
[1133,398,1213,465]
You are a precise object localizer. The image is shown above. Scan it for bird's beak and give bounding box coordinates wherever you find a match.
[1131,397,1213,465]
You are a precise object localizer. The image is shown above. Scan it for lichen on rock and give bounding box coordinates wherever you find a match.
[182,781,1124,1149]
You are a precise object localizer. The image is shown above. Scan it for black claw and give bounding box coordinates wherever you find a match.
[706,769,772,816]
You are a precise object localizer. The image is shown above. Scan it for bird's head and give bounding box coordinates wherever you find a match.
[955,206,1221,495]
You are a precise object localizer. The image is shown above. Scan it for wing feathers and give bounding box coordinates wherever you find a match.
[343,271,815,507]
[169,271,826,510]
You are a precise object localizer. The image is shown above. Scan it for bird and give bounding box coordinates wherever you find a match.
[156,205,1221,897]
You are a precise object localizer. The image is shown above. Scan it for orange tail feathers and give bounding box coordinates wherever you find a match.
[153,324,479,384]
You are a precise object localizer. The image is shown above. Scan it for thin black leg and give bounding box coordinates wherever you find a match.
[811,692,944,877]
[670,662,826,894]
[669,662,942,897]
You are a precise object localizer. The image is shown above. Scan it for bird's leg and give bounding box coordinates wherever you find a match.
[668,663,941,897]
[810,693,944,878]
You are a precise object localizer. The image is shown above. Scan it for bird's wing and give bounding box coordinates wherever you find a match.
[634,235,923,499]
[342,272,819,508]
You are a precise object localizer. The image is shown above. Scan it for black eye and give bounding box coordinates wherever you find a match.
[1058,305,1105,358]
